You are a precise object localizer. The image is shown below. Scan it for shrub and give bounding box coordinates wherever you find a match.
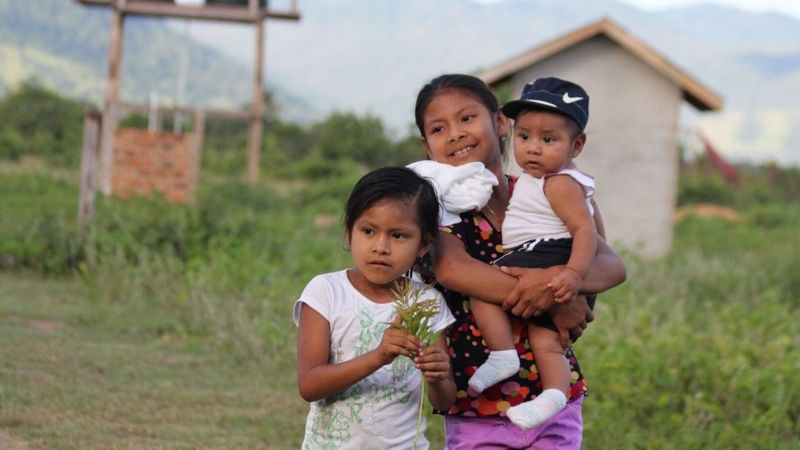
[677,172,736,206]
[0,80,89,165]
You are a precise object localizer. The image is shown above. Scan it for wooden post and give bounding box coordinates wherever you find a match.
[247,18,264,185]
[78,111,101,227]
[99,5,124,196]
[147,91,162,132]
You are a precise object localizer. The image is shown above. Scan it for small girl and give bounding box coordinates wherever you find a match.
[468,77,599,429]
[294,166,456,449]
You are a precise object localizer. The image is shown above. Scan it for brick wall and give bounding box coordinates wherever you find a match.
[111,128,199,203]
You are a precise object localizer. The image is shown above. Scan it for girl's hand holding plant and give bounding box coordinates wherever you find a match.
[414,343,452,383]
[375,318,422,365]
[390,279,456,449]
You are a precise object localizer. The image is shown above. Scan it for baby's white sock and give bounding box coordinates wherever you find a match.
[506,388,567,429]
[467,350,519,393]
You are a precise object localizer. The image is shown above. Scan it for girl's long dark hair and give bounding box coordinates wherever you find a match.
[344,166,440,246]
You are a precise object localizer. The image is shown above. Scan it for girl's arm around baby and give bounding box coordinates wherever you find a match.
[296,304,421,402]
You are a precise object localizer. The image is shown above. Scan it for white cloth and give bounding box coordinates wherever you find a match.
[502,169,595,249]
[407,160,498,225]
[293,270,455,450]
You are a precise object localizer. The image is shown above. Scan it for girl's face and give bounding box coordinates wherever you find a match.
[347,198,430,302]
[512,110,585,178]
[421,89,507,170]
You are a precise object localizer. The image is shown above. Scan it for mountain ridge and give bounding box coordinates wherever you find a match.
[2,0,798,164]
[0,0,252,107]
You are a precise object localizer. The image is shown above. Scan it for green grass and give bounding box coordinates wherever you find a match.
[580,210,800,448]
[0,274,306,449]
[0,166,798,448]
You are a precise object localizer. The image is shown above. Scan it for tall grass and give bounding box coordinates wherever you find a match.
[582,213,800,449]
[0,171,353,366]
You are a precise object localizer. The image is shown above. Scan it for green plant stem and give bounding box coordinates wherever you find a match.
[413,378,426,450]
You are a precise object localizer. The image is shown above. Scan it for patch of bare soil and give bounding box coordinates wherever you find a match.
[313,213,338,229]
[674,203,742,222]
[28,319,71,334]
[0,431,29,449]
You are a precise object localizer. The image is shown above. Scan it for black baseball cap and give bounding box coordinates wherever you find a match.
[502,77,590,131]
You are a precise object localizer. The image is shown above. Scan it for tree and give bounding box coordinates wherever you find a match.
[0,80,89,165]
[309,112,392,167]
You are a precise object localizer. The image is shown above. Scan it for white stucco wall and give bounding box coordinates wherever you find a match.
[504,36,682,258]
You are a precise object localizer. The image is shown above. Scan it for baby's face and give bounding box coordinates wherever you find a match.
[511,110,584,178]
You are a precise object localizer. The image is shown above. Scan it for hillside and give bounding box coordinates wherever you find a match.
[199,0,800,164]
[2,0,799,164]
[0,0,250,107]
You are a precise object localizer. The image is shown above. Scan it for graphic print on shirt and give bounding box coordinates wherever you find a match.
[305,305,416,448]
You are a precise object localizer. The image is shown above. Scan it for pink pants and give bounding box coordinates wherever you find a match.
[444,395,583,450]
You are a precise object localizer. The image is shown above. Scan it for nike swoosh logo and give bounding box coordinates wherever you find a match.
[563,93,584,104]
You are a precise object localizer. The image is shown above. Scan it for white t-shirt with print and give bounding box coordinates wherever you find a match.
[293,270,455,450]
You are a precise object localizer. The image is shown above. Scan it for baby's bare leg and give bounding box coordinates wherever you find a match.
[471,298,514,350]
[468,298,519,393]
[529,324,570,394]
[505,323,569,429]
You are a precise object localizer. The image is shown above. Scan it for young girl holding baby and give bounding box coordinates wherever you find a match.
[414,74,625,448]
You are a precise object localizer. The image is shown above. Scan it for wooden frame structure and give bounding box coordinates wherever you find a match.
[75,0,300,193]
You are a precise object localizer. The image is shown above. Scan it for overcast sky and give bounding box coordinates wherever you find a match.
[472,0,800,19]
[595,0,800,18]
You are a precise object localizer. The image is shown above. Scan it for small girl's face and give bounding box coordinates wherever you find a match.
[512,110,586,178]
[347,198,429,301]
[421,89,507,171]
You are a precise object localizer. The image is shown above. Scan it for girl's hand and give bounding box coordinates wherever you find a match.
[375,320,421,365]
[414,344,452,383]
[550,295,594,348]
[499,265,562,318]
[548,267,582,303]
[420,335,457,411]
